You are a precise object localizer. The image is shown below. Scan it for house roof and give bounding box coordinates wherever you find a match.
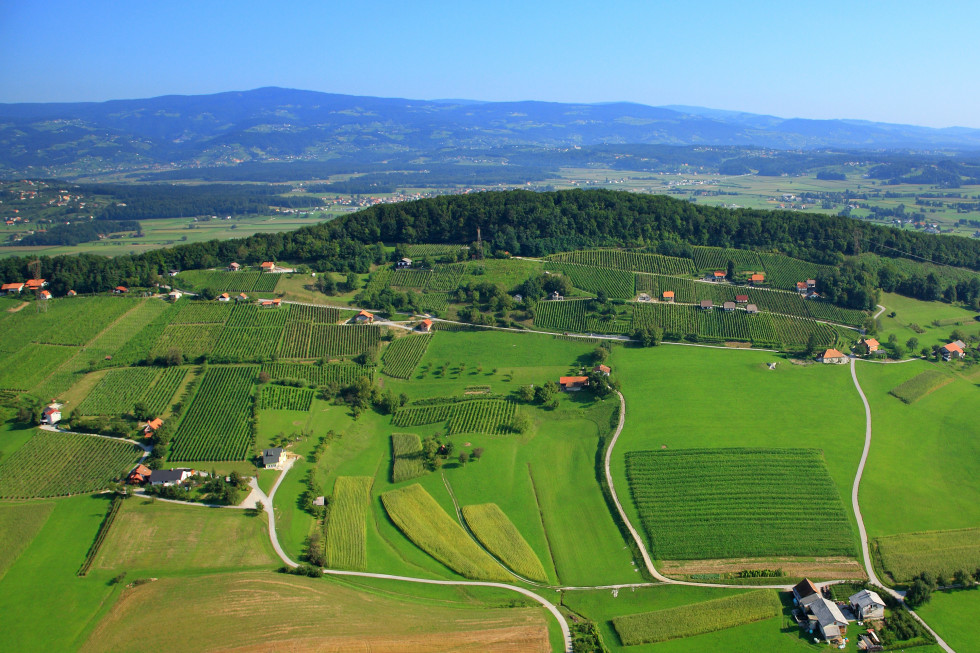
[820,349,845,359]
[735,295,748,301]
[131,464,152,477]
[420,318,433,328]
[357,309,373,318]
[793,578,819,600]
[238,293,248,298]
[559,376,589,385]
[262,448,284,464]
[43,406,60,416]
[67,290,76,295]
[746,304,758,312]
[807,279,816,284]
[260,261,274,268]
[849,589,885,610]
[145,418,163,430]
[810,597,848,628]
[750,273,765,281]
[168,290,181,296]
[713,270,725,277]
[25,278,46,288]
[115,286,128,291]
[863,338,879,348]
[220,292,230,298]
[150,469,189,484]
[230,262,240,267]
[594,364,611,373]
[662,291,674,298]
[39,290,51,298]
[797,282,808,289]
[942,342,963,353]
[700,299,713,308]
[723,301,736,309]
[2,282,25,290]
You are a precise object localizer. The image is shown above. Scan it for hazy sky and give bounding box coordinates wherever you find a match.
[2,0,978,128]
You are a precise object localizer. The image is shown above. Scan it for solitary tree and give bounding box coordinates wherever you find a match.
[905,578,932,607]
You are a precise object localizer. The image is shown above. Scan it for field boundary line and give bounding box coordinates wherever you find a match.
[849,358,955,653]
[264,458,573,652]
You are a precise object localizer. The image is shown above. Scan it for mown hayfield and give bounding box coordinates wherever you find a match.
[915,590,980,653]
[888,369,953,403]
[381,483,509,581]
[0,431,143,499]
[626,448,854,560]
[170,365,258,461]
[79,571,551,653]
[381,334,431,378]
[0,501,55,581]
[856,362,980,537]
[93,498,275,572]
[875,528,980,582]
[612,589,782,645]
[391,433,426,483]
[325,476,372,570]
[461,503,547,582]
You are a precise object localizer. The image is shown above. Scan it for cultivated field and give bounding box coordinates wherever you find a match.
[875,527,980,582]
[626,448,855,560]
[381,334,432,378]
[461,503,548,582]
[0,431,143,499]
[888,369,954,403]
[391,433,427,483]
[170,365,258,461]
[324,475,372,571]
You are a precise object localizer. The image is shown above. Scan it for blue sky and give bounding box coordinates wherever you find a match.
[2,1,978,128]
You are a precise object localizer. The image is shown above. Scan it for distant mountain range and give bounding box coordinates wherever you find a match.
[2,87,980,178]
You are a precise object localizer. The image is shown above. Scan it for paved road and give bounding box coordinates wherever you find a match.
[848,359,955,653]
[262,459,574,652]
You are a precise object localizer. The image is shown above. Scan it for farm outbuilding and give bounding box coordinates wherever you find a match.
[2,282,25,294]
[593,364,611,376]
[217,293,231,302]
[941,340,965,361]
[749,273,765,285]
[262,448,286,469]
[735,295,748,303]
[807,598,848,641]
[41,404,62,425]
[559,376,589,391]
[849,589,885,620]
[354,309,374,323]
[746,304,759,314]
[818,349,848,364]
[417,318,433,332]
[229,262,241,271]
[699,299,713,310]
[143,418,163,436]
[260,261,275,271]
[792,578,822,610]
[723,301,736,312]
[662,291,674,302]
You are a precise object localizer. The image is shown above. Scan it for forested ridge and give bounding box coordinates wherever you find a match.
[1,190,977,308]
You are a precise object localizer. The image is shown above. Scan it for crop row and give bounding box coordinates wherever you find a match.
[170,301,234,324]
[690,246,764,272]
[213,327,282,360]
[428,263,466,291]
[78,367,161,415]
[325,476,373,571]
[381,335,432,378]
[0,431,143,499]
[170,365,258,461]
[389,269,433,289]
[258,384,314,411]
[625,448,854,560]
[227,303,289,327]
[141,367,189,415]
[391,433,426,483]
[446,399,516,435]
[548,249,695,276]
[888,370,953,404]
[309,325,381,358]
[875,527,980,582]
[262,362,367,386]
[546,262,635,298]
[533,298,589,332]
[150,324,224,360]
[381,483,509,581]
[287,304,342,324]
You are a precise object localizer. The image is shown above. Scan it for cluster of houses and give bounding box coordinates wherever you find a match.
[697,296,759,314]
[126,465,200,487]
[1,278,68,300]
[797,279,819,298]
[792,579,886,647]
[558,364,610,391]
[704,271,766,286]
[215,292,250,303]
[842,337,970,363]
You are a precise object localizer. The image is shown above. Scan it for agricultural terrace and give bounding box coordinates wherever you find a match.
[626,448,854,560]
[0,431,143,499]
[381,333,431,378]
[79,572,551,653]
[381,484,511,581]
[874,527,980,583]
[324,476,372,571]
[461,502,548,582]
[856,361,980,538]
[170,365,258,461]
[92,498,277,574]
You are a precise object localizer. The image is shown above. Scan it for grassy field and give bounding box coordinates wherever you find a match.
[626,448,854,560]
[79,571,551,653]
[610,345,866,573]
[612,589,782,645]
[461,502,548,582]
[0,431,143,499]
[888,369,954,403]
[875,528,980,583]
[875,292,980,346]
[915,590,980,653]
[0,501,55,581]
[324,476,372,571]
[92,498,277,574]
[381,483,510,581]
[856,361,980,538]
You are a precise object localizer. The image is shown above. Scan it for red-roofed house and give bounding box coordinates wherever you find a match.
[259,298,282,308]
[236,293,249,302]
[217,293,231,302]
[355,309,374,323]
[260,261,275,272]
[735,295,748,303]
[418,318,433,332]
[39,290,51,300]
[796,282,808,293]
[143,418,163,436]
[749,273,765,285]
[25,278,47,289]
[67,289,77,297]
[662,291,675,302]
[114,286,128,294]
[818,349,848,364]
[593,364,611,376]
[712,270,726,281]
[941,341,965,361]
[229,262,241,271]
[127,464,152,485]
[860,338,880,353]
[559,376,589,391]
[2,282,25,294]
[41,404,62,425]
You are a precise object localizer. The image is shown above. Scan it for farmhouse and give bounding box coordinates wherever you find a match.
[2,282,25,294]
[746,304,759,314]
[712,270,726,282]
[662,291,674,302]
[67,289,77,296]
[792,578,823,610]
[593,364,611,376]
[217,293,231,302]
[114,286,128,294]
[127,464,152,485]
[849,589,885,621]
[417,318,433,332]
[262,447,286,469]
[150,468,193,486]
[549,290,564,301]
[797,282,808,294]
[25,278,48,289]
[699,299,713,310]
[41,404,62,425]
[168,290,182,301]
[559,376,589,391]
[940,340,965,361]
[735,294,748,304]
[228,262,241,271]
[39,290,51,300]
[260,261,275,272]
[354,309,374,323]
[397,257,413,268]
[723,301,736,312]
[143,418,163,436]
[236,293,249,302]
[749,273,765,285]
[859,337,879,354]
[818,349,848,364]
[807,597,848,641]
[259,298,282,308]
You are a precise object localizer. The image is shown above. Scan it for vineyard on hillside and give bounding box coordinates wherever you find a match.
[0,431,143,499]
[213,326,283,360]
[690,246,763,273]
[381,335,432,378]
[262,362,367,386]
[625,448,855,559]
[547,250,695,276]
[258,384,314,411]
[533,298,589,332]
[177,270,281,293]
[392,398,516,435]
[170,365,258,461]
[756,252,835,291]
[78,367,160,415]
[545,262,635,298]
[170,301,234,324]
